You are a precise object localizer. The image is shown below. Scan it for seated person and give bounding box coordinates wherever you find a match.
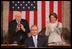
[25,25,48,48]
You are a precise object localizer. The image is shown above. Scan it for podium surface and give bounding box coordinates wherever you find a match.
[1,44,71,48]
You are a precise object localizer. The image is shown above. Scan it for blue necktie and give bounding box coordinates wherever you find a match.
[34,37,37,47]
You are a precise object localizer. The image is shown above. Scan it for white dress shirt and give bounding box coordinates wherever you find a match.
[16,20,20,24]
[32,35,38,42]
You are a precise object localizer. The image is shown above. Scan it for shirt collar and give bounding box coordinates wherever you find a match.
[32,34,38,40]
[16,20,20,23]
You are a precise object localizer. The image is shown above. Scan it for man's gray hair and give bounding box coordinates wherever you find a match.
[31,25,38,30]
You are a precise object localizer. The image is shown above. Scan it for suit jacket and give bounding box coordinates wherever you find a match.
[25,35,48,48]
[9,19,30,44]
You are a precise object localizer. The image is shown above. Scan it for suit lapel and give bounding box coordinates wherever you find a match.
[30,35,42,47]
[37,35,42,47]
[20,19,25,24]
[30,36,35,47]
[14,19,17,26]
[20,19,22,24]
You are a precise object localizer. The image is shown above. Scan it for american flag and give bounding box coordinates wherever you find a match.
[9,1,62,32]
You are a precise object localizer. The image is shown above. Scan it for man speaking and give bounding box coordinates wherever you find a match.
[25,25,48,48]
[9,11,30,45]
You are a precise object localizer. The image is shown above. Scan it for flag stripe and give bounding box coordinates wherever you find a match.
[46,1,49,26]
[58,1,62,23]
[42,1,46,29]
[54,1,58,21]
[37,1,42,32]
[26,11,30,25]
[13,11,16,19]
[54,1,58,15]
[9,11,13,22]
[49,1,54,22]
[58,1,62,38]
[34,11,37,26]
[29,11,34,28]
[22,11,26,19]
[50,1,54,14]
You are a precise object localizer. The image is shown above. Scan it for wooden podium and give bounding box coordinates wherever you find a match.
[1,44,25,48]
[1,44,71,48]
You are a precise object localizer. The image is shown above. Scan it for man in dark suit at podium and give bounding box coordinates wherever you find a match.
[25,25,48,48]
[9,11,30,45]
